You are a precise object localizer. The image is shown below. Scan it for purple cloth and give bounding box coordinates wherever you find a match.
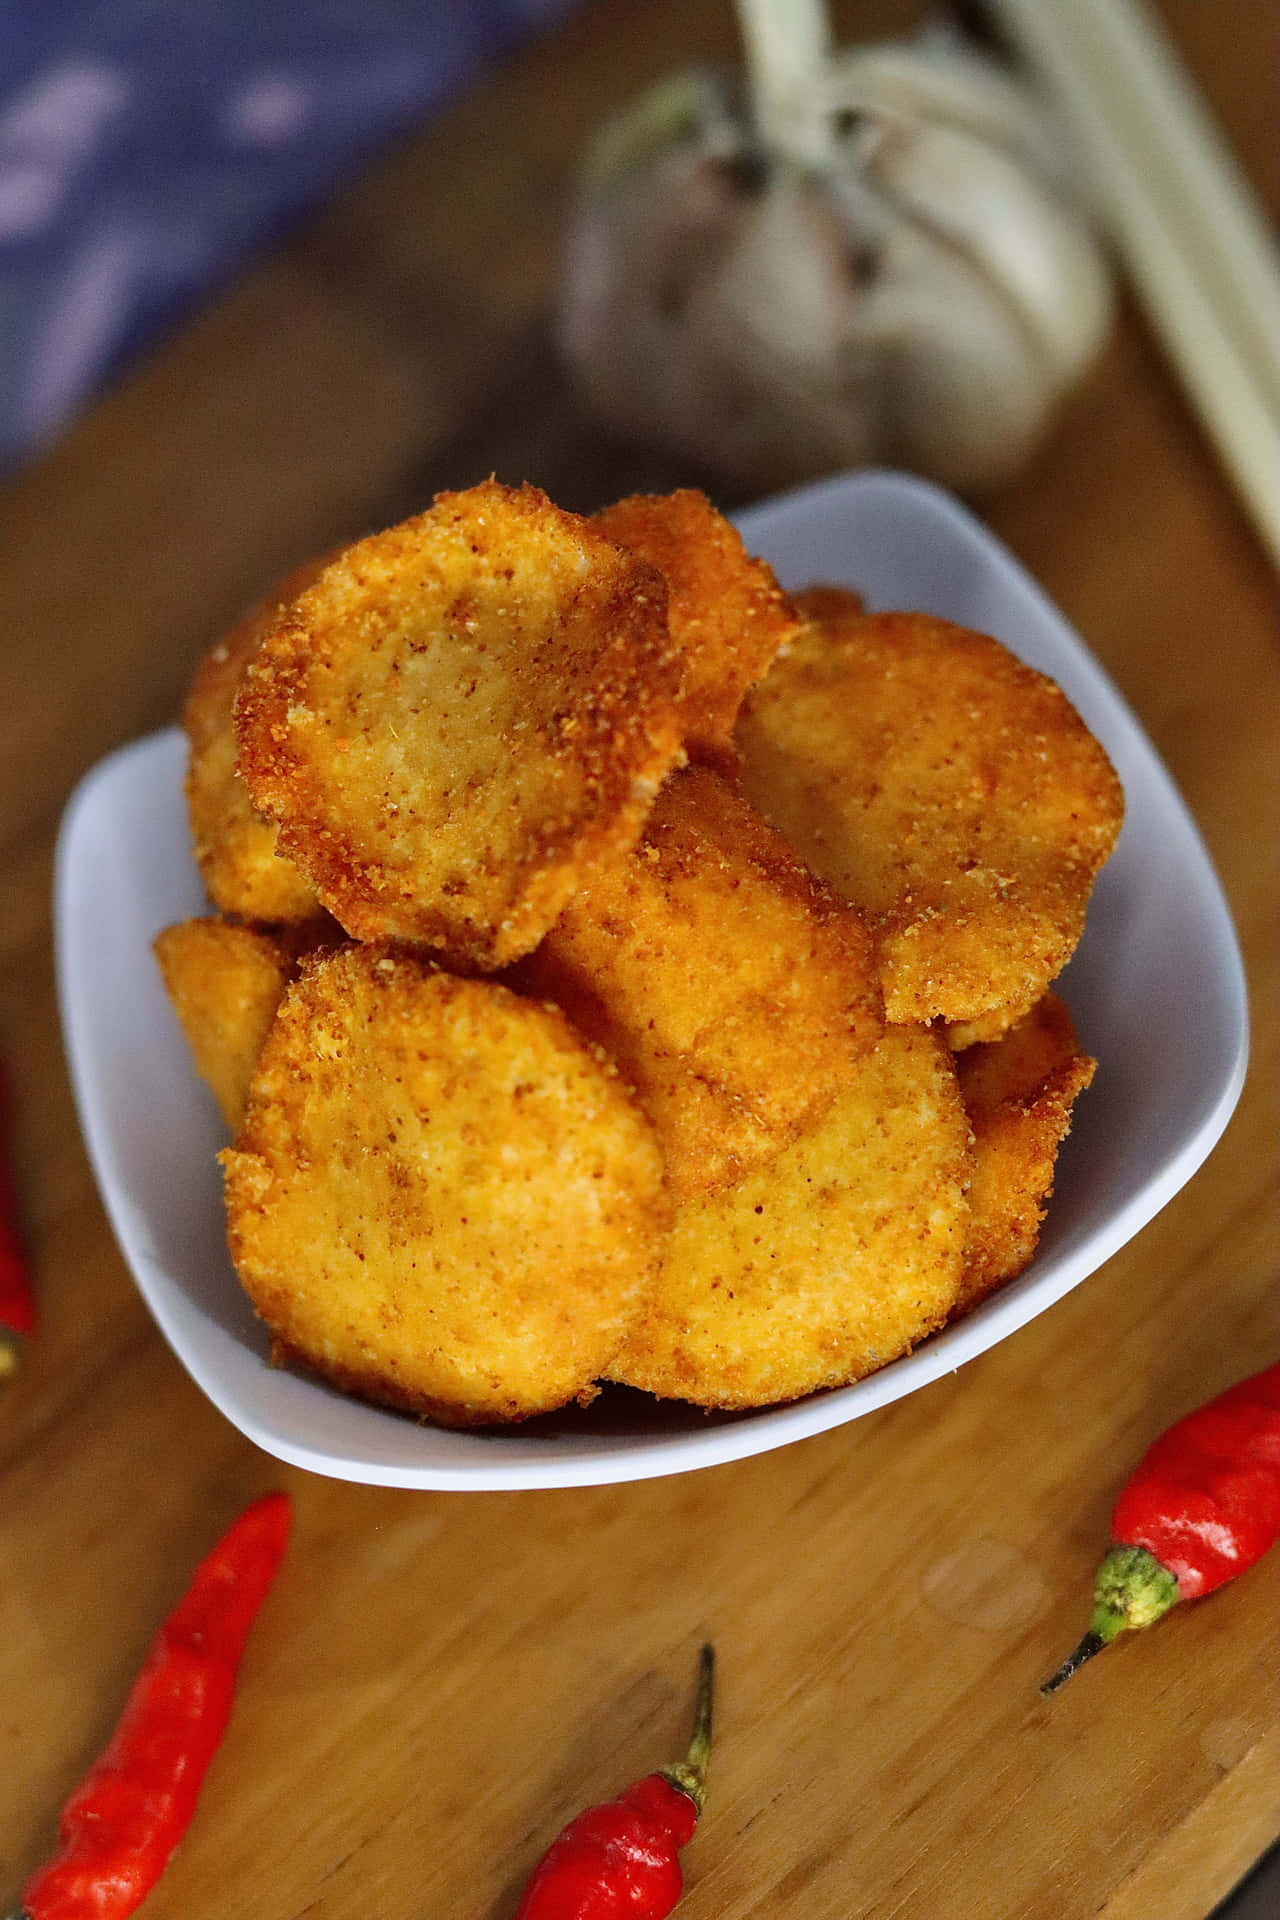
[0,1,579,473]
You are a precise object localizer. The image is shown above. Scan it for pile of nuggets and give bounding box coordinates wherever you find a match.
[155,479,1123,1429]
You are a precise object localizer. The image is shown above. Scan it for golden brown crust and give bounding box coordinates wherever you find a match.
[609,1024,970,1409]
[234,482,688,967]
[183,556,329,923]
[736,601,1124,1026]
[953,991,1096,1316]
[943,991,1043,1051]
[220,947,669,1426]
[781,583,864,625]
[522,763,883,1198]
[154,918,299,1129]
[163,474,1117,1434]
[593,489,801,764]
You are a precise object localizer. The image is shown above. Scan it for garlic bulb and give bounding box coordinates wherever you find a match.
[558,18,1115,494]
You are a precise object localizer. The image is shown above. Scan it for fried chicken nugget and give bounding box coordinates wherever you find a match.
[953,991,1095,1317]
[782,583,864,624]
[736,599,1124,1027]
[943,995,1043,1051]
[183,557,329,924]
[523,763,883,1198]
[593,489,801,764]
[154,916,340,1129]
[235,481,688,967]
[154,918,299,1129]
[220,946,669,1427]
[609,1024,970,1409]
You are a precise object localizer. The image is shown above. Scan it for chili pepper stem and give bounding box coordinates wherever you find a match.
[1040,1629,1108,1695]
[1042,1544,1180,1695]
[659,1643,715,1814]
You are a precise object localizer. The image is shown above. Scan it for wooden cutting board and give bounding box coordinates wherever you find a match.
[0,4,1275,1916]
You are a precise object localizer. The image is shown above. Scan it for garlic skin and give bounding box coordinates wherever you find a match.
[558,42,1114,494]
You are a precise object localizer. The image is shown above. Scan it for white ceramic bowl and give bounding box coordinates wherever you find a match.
[54,470,1248,1489]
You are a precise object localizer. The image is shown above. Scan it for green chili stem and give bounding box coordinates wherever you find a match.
[661,1643,715,1813]
[1042,1545,1181,1696]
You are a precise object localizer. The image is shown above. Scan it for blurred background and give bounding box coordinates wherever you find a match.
[0,1,582,476]
[2,0,1273,545]
[0,8,1273,1911]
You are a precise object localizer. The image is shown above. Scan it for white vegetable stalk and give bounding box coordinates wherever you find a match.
[735,0,834,168]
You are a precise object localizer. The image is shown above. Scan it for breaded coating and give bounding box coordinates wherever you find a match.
[220,947,669,1427]
[593,489,801,764]
[736,599,1124,1026]
[953,991,1096,1317]
[782,583,864,624]
[943,992,1043,1051]
[523,763,883,1198]
[183,557,328,923]
[609,1024,970,1409]
[154,918,299,1130]
[235,481,688,967]
[154,915,342,1128]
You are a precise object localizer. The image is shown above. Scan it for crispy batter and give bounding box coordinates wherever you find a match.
[593,489,800,765]
[736,598,1124,1026]
[953,991,1095,1316]
[221,947,669,1427]
[183,557,329,923]
[943,992,1043,1051]
[154,918,299,1129]
[782,583,864,624]
[609,1024,970,1409]
[154,915,339,1128]
[235,481,688,967]
[522,763,883,1197]
[167,476,1110,1432]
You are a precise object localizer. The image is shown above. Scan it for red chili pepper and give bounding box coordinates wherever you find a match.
[514,1644,714,1919]
[0,1062,37,1374]
[11,1491,292,1920]
[1042,1361,1280,1693]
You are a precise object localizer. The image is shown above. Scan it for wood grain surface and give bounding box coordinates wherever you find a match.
[0,4,1275,1916]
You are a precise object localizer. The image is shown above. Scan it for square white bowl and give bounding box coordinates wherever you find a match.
[54,470,1248,1489]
